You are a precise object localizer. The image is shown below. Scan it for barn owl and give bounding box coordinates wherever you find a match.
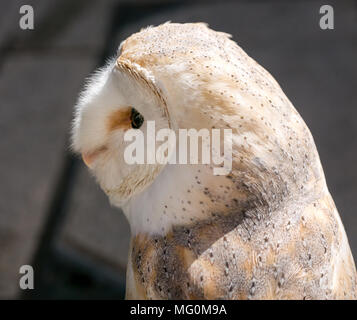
[72,22,357,299]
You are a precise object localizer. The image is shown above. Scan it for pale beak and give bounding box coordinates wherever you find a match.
[82,152,95,168]
[81,147,107,168]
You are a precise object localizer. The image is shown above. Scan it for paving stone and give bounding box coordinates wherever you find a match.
[0,0,55,45]
[0,54,95,298]
[53,0,114,52]
[60,164,130,274]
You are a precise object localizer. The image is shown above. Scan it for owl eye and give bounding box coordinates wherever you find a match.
[130,108,144,129]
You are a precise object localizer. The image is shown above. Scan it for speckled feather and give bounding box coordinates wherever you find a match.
[73,23,357,300]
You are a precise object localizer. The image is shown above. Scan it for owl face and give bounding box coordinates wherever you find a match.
[72,58,170,206]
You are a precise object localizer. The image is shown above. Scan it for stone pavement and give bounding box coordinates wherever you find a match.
[0,0,356,298]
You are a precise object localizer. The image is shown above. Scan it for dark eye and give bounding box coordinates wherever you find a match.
[130,108,144,129]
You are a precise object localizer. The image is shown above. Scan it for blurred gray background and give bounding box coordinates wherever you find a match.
[0,0,356,299]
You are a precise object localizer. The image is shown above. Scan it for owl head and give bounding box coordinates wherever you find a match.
[72,57,171,207]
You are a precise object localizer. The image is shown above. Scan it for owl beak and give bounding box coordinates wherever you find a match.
[81,146,107,168]
[82,152,95,168]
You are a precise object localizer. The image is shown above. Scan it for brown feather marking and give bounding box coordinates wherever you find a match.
[107,107,132,132]
[199,259,226,299]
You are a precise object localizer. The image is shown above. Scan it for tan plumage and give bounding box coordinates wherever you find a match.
[72,23,356,299]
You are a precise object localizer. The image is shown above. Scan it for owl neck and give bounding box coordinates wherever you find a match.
[121,144,326,237]
[121,162,278,236]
